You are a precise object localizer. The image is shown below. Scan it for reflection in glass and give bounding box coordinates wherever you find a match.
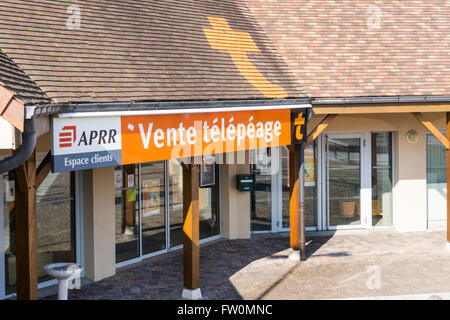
[328,137,361,226]
[199,166,219,240]
[141,161,166,255]
[169,159,184,248]
[169,159,220,247]
[115,165,140,263]
[371,133,393,226]
[426,131,447,224]
[3,157,76,294]
[281,143,318,229]
[250,148,272,231]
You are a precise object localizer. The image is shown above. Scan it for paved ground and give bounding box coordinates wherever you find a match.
[47,229,450,300]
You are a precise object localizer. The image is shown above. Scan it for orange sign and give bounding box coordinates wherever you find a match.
[121,109,291,164]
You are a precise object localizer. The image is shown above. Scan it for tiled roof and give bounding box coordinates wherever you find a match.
[0,0,305,105]
[0,49,51,104]
[246,0,450,98]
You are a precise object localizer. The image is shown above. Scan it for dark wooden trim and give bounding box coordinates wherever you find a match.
[36,151,52,189]
[182,161,200,289]
[14,149,38,300]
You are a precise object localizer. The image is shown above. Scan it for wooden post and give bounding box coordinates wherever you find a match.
[447,113,450,244]
[299,144,306,260]
[289,144,306,259]
[289,145,300,251]
[182,161,200,294]
[14,148,38,300]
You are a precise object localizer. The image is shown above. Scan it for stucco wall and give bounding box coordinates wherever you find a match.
[83,166,116,281]
[220,162,251,239]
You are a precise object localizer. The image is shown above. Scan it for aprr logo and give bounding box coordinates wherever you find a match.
[59,126,77,148]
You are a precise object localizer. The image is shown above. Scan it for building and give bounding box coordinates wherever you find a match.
[0,0,449,300]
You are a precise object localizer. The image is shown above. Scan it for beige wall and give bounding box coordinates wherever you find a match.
[83,166,116,281]
[311,112,444,232]
[220,163,251,239]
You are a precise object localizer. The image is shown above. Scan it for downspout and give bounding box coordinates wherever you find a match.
[0,118,36,175]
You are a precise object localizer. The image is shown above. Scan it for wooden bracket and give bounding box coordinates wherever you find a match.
[36,151,52,189]
[305,114,338,147]
[412,113,449,149]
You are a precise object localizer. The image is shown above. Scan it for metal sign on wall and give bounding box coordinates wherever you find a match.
[52,108,308,173]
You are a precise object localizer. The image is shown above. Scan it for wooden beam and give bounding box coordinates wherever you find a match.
[1,98,24,132]
[14,148,38,300]
[305,114,337,147]
[412,113,449,149]
[182,161,200,290]
[313,103,450,115]
[289,144,307,259]
[0,85,14,114]
[36,151,51,189]
[447,113,450,243]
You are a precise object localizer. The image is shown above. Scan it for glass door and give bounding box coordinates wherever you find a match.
[140,161,166,256]
[250,148,276,232]
[325,133,370,229]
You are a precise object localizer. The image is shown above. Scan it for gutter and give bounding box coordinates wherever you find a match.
[312,96,450,105]
[0,118,36,175]
[25,98,311,118]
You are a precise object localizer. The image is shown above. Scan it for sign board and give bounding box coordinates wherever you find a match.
[291,109,308,145]
[236,175,255,192]
[52,108,308,172]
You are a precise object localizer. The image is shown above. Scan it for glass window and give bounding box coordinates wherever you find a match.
[140,161,166,255]
[371,133,393,226]
[115,165,140,263]
[169,159,220,246]
[169,159,184,248]
[426,130,447,225]
[4,153,76,294]
[250,148,272,232]
[281,143,318,229]
[116,159,221,261]
[199,165,220,240]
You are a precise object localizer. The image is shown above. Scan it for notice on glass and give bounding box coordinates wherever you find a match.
[200,155,215,187]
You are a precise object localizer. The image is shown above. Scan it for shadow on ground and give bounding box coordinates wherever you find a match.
[44,233,335,300]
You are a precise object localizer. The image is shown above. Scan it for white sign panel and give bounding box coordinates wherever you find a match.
[52,116,122,172]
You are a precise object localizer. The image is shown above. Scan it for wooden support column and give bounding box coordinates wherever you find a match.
[14,148,38,300]
[447,113,450,244]
[182,160,201,298]
[289,144,306,260]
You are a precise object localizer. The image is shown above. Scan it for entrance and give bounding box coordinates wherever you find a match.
[324,133,370,229]
[250,132,393,234]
